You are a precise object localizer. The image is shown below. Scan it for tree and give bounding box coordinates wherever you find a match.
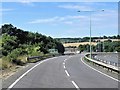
[78,45,84,52]
[2,34,18,56]
[56,42,65,54]
[96,42,103,52]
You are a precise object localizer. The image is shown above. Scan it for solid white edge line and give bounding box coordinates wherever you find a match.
[71,81,80,89]
[81,57,120,82]
[8,57,57,89]
[65,70,70,77]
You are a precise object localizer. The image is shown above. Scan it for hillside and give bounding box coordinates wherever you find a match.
[1,24,65,69]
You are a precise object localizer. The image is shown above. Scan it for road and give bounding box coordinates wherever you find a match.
[4,54,118,89]
[94,53,118,64]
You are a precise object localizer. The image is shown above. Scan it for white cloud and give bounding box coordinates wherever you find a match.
[0,8,14,12]
[29,16,64,24]
[58,4,93,11]
[63,21,73,24]
[0,8,14,17]
[28,15,87,24]
[93,10,117,17]
[1,0,119,2]
[67,15,87,19]
[28,9,117,35]
[19,0,35,6]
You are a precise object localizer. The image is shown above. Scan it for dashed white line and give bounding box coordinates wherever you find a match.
[65,70,70,77]
[65,59,67,61]
[71,81,80,90]
[64,57,80,90]
[63,65,66,69]
[81,57,120,82]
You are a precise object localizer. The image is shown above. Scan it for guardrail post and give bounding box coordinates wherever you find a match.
[113,63,117,66]
[108,61,111,65]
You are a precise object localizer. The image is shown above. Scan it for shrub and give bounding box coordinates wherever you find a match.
[7,48,24,65]
[2,57,13,69]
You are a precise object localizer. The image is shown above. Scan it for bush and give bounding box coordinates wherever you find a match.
[2,57,13,69]
[7,48,24,65]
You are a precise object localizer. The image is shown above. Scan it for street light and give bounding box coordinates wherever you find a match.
[78,10,104,59]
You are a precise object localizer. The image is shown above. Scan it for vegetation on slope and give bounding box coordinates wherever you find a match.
[1,24,65,69]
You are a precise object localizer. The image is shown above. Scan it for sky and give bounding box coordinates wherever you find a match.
[1,2,118,38]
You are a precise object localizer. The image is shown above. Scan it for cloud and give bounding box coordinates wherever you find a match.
[0,8,14,16]
[29,16,64,24]
[0,8,14,12]
[58,4,93,11]
[93,10,117,17]
[28,15,87,24]
[19,0,35,6]
[63,21,73,24]
[28,9,117,28]
[1,0,119,2]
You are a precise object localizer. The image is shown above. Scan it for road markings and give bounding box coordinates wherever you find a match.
[8,57,57,89]
[63,65,66,69]
[65,70,70,77]
[64,59,67,61]
[71,81,80,90]
[81,57,120,82]
[64,56,80,90]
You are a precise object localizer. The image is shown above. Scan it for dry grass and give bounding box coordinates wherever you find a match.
[0,56,27,79]
[63,42,97,47]
[94,39,120,42]
[0,58,13,70]
[17,55,28,63]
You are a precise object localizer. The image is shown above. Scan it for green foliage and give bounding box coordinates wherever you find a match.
[2,34,18,56]
[78,44,90,52]
[78,45,85,52]
[95,41,120,52]
[7,48,22,61]
[78,40,120,52]
[55,42,65,54]
[96,42,103,52]
[26,44,42,56]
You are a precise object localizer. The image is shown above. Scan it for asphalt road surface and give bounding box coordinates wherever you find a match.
[4,54,118,89]
[94,53,118,64]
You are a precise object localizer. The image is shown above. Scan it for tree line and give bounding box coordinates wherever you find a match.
[56,35,120,43]
[78,39,120,52]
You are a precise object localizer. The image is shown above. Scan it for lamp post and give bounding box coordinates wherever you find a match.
[78,10,104,59]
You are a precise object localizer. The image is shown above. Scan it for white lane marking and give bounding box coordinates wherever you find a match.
[71,81,80,90]
[65,56,80,90]
[64,59,67,61]
[65,70,70,77]
[63,62,65,65]
[63,65,66,69]
[8,57,57,89]
[81,57,120,82]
